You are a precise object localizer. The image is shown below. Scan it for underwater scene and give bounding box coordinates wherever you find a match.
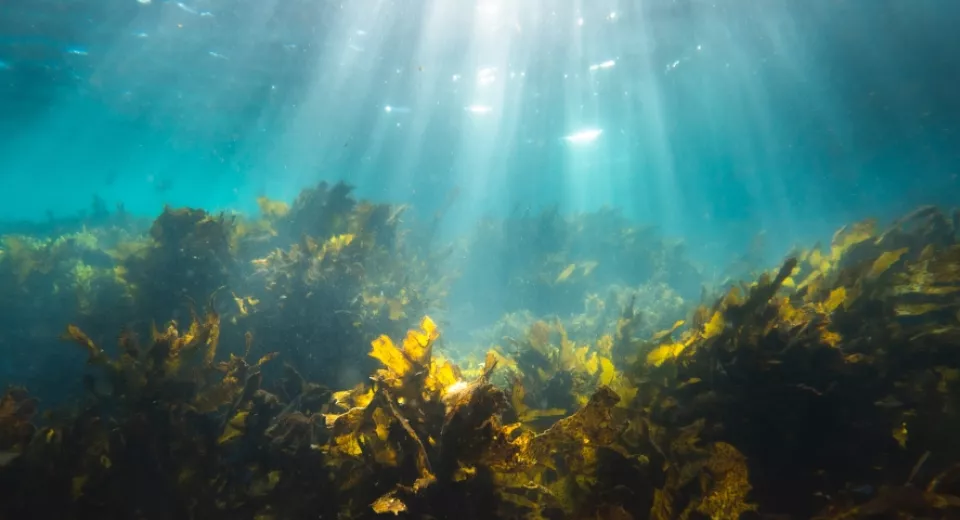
[2,0,960,518]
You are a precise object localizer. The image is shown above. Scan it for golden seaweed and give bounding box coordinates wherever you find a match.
[3,202,960,520]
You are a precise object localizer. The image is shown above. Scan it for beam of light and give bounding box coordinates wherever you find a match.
[476,3,500,17]
[465,105,492,114]
[588,60,616,72]
[252,0,411,201]
[563,128,602,144]
[476,67,497,87]
[2,0,937,255]
[384,105,412,114]
[446,0,526,225]
[5,0,691,222]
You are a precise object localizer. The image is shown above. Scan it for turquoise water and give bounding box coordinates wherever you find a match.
[2,2,960,517]
[1,0,958,398]
[3,1,956,251]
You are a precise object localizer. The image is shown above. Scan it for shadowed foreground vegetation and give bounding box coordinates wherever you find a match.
[1,185,959,519]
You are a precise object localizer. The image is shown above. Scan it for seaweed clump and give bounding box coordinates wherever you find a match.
[0,211,143,407]
[451,206,701,326]
[234,182,449,386]
[0,305,288,518]
[0,181,449,397]
[633,206,960,518]
[119,206,237,324]
[0,314,647,519]
[1,204,960,519]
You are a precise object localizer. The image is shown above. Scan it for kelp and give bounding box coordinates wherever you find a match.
[118,206,237,324]
[0,310,651,519]
[1,308,282,518]
[2,203,960,519]
[0,182,448,404]
[237,183,448,386]
[633,207,960,518]
[465,280,687,364]
[0,387,37,467]
[492,317,638,424]
[322,317,648,519]
[0,229,132,313]
[450,206,703,324]
[0,226,137,409]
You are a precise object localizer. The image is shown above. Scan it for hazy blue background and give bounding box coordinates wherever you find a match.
[2,0,959,261]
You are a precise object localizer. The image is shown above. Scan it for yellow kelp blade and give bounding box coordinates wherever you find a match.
[555,263,576,283]
[370,335,413,380]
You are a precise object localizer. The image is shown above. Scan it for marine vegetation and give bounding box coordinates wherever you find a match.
[631,206,960,518]
[0,182,450,402]
[0,201,146,407]
[450,206,702,327]
[1,198,959,519]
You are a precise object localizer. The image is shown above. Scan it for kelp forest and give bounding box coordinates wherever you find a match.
[1,182,959,519]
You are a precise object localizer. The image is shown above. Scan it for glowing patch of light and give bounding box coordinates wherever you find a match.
[465,105,492,114]
[564,129,603,144]
[608,11,617,20]
[384,105,411,114]
[452,74,461,82]
[444,380,470,398]
[577,17,584,26]
[476,2,500,16]
[176,2,197,15]
[477,67,496,86]
[588,59,616,72]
